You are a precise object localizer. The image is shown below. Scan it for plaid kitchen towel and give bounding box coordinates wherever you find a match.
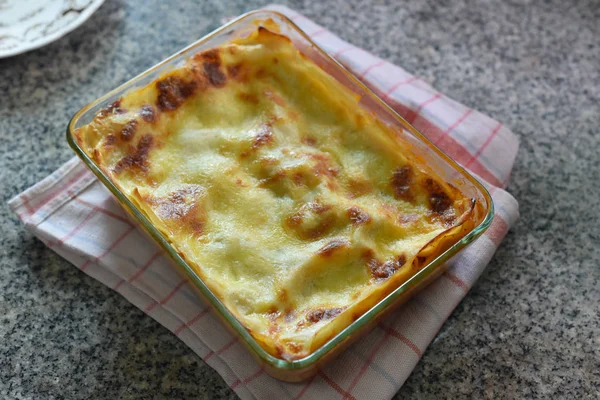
[9,5,519,400]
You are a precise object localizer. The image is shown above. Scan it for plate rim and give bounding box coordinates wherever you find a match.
[0,0,106,59]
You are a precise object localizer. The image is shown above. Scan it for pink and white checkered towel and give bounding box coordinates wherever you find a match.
[9,5,519,400]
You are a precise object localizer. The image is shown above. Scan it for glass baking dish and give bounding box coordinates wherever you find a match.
[66,10,493,382]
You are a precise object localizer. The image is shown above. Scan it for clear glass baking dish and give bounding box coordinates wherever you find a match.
[66,10,493,382]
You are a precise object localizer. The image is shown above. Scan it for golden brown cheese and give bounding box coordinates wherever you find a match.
[74,26,476,360]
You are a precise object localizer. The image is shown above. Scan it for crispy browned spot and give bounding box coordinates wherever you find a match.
[198,48,219,63]
[98,99,125,118]
[153,187,194,219]
[114,134,154,174]
[227,62,249,82]
[237,92,259,104]
[287,212,303,228]
[120,120,138,142]
[241,120,277,159]
[273,57,279,64]
[287,167,321,188]
[301,136,317,146]
[156,76,197,111]
[149,185,206,236]
[204,61,226,87]
[306,307,343,323]
[306,214,335,234]
[347,206,371,226]
[140,105,156,123]
[227,63,240,77]
[346,178,372,199]
[397,254,408,267]
[286,201,336,240]
[258,170,287,192]
[197,49,226,87]
[362,248,382,274]
[253,123,273,149]
[367,253,407,280]
[265,89,286,107]
[104,134,116,147]
[442,214,456,228]
[309,153,340,178]
[317,239,349,257]
[291,172,304,186]
[189,219,205,235]
[423,178,453,214]
[391,166,414,201]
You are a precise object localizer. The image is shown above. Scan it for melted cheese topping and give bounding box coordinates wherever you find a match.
[75,26,476,360]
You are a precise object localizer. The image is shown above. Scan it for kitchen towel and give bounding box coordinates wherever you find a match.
[9,5,519,400]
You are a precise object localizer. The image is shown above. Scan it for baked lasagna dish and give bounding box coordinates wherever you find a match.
[74,25,478,360]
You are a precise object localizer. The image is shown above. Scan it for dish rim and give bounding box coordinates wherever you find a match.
[66,9,494,372]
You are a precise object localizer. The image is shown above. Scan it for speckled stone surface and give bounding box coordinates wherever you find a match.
[1,0,599,398]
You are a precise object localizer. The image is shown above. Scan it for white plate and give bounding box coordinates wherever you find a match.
[0,0,105,58]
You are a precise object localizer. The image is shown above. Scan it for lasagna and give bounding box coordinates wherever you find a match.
[74,24,476,360]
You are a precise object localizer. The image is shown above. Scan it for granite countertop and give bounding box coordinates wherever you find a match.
[1,0,599,398]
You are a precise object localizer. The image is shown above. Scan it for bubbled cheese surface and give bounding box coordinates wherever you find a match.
[75,26,474,360]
